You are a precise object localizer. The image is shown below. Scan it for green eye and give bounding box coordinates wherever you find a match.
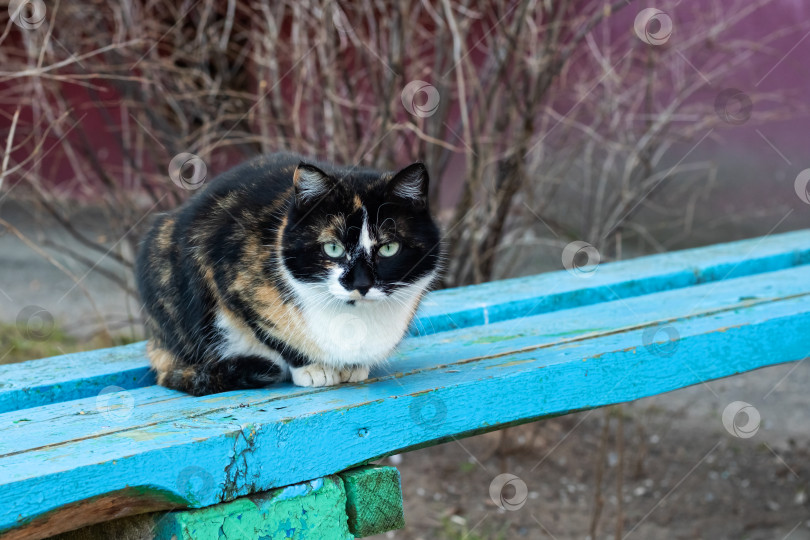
[323,242,346,258]
[378,241,400,257]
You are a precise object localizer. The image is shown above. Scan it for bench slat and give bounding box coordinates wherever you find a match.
[2,229,809,414]
[2,264,809,455]
[2,266,808,535]
[417,228,810,332]
[0,343,153,414]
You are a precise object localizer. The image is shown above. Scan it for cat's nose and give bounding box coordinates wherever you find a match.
[347,264,374,296]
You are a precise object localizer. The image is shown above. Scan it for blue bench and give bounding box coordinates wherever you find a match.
[2,230,809,539]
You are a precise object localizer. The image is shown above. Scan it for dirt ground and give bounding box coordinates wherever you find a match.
[370,360,810,540]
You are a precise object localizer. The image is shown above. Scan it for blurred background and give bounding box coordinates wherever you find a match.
[1,0,809,538]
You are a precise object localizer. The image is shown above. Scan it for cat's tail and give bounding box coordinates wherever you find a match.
[148,343,284,396]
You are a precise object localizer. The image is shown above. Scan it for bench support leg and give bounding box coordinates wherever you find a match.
[54,466,405,540]
[341,466,406,537]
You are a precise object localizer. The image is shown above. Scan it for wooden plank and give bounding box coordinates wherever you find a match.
[52,476,353,540]
[3,263,809,455]
[2,269,808,537]
[340,466,405,537]
[2,229,809,414]
[0,343,153,414]
[416,228,810,334]
[153,476,352,540]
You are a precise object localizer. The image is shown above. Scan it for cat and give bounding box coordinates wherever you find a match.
[135,152,441,396]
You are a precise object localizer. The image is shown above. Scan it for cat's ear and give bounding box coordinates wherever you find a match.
[293,163,334,206]
[386,162,429,207]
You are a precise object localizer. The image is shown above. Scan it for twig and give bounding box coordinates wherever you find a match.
[0,107,20,192]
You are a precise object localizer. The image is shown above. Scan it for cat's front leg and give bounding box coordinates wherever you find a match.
[290,364,342,387]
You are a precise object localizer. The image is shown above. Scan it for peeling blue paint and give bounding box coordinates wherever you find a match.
[2,230,810,537]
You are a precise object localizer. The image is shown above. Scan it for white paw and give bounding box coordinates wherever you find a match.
[291,364,341,387]
[339,365,370,383]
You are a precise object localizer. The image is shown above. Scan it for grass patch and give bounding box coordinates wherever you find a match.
[0,322,136,365]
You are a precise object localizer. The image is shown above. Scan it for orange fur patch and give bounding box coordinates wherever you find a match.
[147,343,178,384]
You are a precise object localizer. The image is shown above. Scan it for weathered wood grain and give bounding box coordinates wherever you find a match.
[51,467,405,540]
[341,466,405,537]
[416,228,810,333]
[1,486,185,540]
[3,230,810,538]
[4,263,808,457]
[0,342,153,414]
[153,476,352,540]
[2,229,808,414]
[52,476,353,540]
[2,264,807,454]
[2,265,809,537]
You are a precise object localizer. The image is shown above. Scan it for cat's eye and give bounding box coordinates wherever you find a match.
[378,241,400,258]
[323,242,346,258]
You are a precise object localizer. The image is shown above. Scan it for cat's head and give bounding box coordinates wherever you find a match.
[280,161,441,303]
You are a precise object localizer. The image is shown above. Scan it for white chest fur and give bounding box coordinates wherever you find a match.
[216,272,435,369]
[291,273,434,367]
[297,291,416,366]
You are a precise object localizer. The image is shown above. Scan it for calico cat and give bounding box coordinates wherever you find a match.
[135,153,441,396]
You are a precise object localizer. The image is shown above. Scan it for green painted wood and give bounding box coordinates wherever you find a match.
[153,476,351,540]
[2,229,810,413]
[340,466,405,537]
[52,476,354,540]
